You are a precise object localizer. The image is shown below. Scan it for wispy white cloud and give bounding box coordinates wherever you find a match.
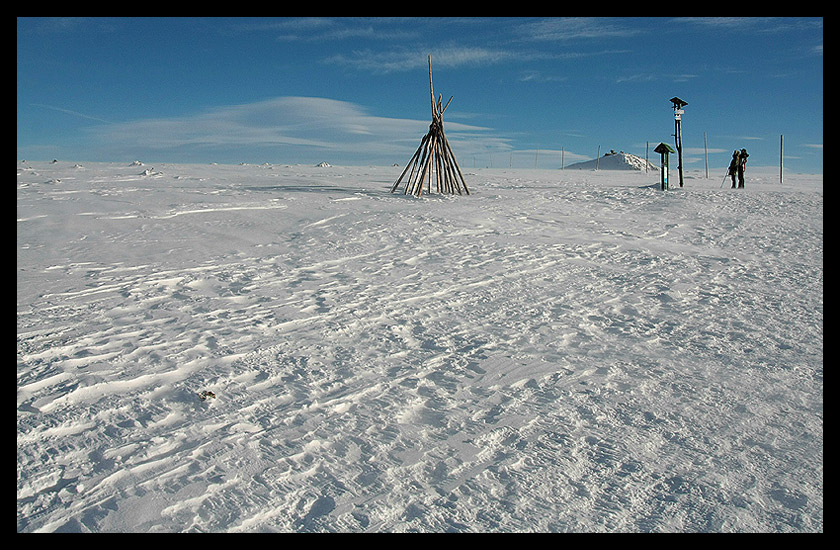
[30,103,113,124]
[264,18,639,75]
[614,73,657,84]
[85,96,502,164]
[325,45,630,76]
[517,71,568,83]
[674,17,822,33]
[19,16,120,35]
[685,147,728,155]
[323,46,519,74]
[615,72,699,84]
[232,17,417,42]
[674,17,771,29]
[518,17,644,42]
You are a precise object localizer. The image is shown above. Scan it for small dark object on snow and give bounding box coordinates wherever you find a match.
[198,390,216,401]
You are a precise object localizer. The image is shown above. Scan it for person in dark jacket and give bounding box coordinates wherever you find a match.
[737,148,748,188]
[728,150,740,189]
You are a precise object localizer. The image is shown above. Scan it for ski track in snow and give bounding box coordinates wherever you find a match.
[17,161,822,532]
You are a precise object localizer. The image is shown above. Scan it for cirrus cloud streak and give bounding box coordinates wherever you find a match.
[85,96,500,164]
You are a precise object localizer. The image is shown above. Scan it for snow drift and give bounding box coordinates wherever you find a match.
[17,161,822,532]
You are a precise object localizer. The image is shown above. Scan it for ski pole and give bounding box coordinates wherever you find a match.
[720,171,729,189]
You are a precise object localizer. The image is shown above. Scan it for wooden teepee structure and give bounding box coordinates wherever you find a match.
[391,55,470,197]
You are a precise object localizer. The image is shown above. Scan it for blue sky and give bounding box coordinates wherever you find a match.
[17,17,823,173]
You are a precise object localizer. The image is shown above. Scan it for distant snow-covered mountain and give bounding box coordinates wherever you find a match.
[566,150,658,171]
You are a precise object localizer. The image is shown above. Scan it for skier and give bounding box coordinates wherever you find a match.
[728,150,741,189]
[737,148,749,188]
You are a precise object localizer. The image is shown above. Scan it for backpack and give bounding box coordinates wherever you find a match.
[729,150,740,175]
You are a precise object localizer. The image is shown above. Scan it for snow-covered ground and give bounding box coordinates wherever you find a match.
[17,160,822,532]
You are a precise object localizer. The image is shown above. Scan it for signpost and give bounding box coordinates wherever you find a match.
[654,142,675,191]
[670,97,687,187]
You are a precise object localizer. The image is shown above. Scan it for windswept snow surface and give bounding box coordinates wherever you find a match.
[17,161,822,532]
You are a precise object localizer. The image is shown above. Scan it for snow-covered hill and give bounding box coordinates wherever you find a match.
[566,150,658,171]
[17,161,822,532]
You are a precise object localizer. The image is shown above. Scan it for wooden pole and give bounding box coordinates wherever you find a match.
[441,96,453,116]
[438,146,446,192]
[780,134,784,184]
[412,136,431,196]
[429,55,436,118]
[704,132,709,179]
[442,137,461,194]
[392,135,426,193]
[418,134,438,197]
[408,135,429,192]
[441,144,453,194]
[443,136,469,194]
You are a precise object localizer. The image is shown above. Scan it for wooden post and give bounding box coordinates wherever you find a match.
[780,134,784,184]
[391,134,426,193]
[704,132,709,179]
[429,55,436,118]
[441,95,452,115]
[596,145,600,170]
[444,137,469,194]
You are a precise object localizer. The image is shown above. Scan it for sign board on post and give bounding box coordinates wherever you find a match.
[669,97,687,187]
[654,142,676,191]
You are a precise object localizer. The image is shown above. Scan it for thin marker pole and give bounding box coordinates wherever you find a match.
[780,134,784,184]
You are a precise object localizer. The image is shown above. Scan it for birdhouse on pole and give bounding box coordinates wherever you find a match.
[654,142,675,190]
